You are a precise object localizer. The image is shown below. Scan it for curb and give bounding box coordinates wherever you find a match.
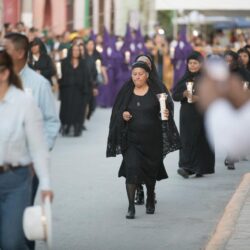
[205,173,250,250]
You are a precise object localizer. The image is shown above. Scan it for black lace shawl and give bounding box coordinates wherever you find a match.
[106,75,181,158]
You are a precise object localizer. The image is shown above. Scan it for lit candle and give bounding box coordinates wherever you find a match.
[186,82,194,103]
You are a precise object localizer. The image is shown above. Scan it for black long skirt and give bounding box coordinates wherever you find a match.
[179,103,215,175]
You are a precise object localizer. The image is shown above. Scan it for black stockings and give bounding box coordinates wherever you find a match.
[145,183,155,206]
[126,184,136,207]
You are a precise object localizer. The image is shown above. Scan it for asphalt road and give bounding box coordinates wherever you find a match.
[37,103,250,250]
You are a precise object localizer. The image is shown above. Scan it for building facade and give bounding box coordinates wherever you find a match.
[1,0,156,35]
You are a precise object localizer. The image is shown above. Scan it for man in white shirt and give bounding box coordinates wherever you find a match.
[4,33,59,250]
[0,49,53,250]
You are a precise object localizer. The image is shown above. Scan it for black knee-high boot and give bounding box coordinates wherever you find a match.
[126,183,136,219]
[146,182,156,214]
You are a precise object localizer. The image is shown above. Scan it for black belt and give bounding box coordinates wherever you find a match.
[0,164,27,174]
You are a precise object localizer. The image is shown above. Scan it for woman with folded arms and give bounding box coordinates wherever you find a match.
[0,49,53,250]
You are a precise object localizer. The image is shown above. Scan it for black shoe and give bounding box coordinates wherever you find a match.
[224,159,229,166]
[146,200,155,214]
[227,163,235,170]
[74,124,82,137]
[135,187,144,205]
[126,205,135,219]
[177,168,189,179]
[61,125,70,136]
[195,174,203,178]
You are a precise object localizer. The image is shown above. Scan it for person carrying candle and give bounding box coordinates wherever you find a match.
[106,59,181,219]
[132,55,174,205]
[172,51,215,178]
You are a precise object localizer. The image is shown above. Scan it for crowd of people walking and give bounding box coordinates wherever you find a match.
[0,20,250,249]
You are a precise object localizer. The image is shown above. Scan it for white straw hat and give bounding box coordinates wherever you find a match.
[23,197,52,249]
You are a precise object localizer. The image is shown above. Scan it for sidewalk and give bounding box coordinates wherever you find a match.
[205,173,250,250]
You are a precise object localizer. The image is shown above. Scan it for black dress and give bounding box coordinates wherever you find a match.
[29,53,55,84]
[172,73,215,175]
[59,58,89,127]
[118,89,168,185]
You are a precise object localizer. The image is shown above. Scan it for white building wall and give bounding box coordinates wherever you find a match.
[113,0,156,36]
[93,0,99,33]
[74,0,85,30]
[104,0,112,32]
[21,0,33,27]
[0,0,3,29]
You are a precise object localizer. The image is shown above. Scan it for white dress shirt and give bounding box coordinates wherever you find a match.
[205,99,250,158]
[0,85,50,190]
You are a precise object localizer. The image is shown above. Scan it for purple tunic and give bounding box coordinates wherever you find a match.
[172,28,193,90]
[96,30,118,107]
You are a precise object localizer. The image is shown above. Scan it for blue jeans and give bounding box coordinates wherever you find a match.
[0,167,32,250]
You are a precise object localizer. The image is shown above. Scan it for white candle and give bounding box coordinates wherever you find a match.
[243,81,249,91]
[125,51,131,63]
[62,48,68,59]
[56,62,62,79]
[157,93,168,120]
[96,45,103,53]
[186,82,194,103]
[95,59,102,74]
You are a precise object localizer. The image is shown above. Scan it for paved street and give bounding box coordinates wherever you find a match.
[37,103,250,250]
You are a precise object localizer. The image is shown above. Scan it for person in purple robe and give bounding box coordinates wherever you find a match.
[96,28,119,107]
[136,26,148,55]
[172,27,193,90]
[114,24,134,98]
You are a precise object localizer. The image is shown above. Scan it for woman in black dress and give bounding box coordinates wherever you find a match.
[28,38,55,84]
[133,55,174,205]
[107,60,181,219]
[59,44,89,136]
[172,51,215,178]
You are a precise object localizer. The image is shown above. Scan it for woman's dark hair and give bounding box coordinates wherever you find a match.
[224,50,240,71]
[237,47,250,70]
[29,37,47,54]
[187,51,204,63]
[132,61,151,73]
[67,44,82,60]
[245,45,250,51]
[0,49,22,89]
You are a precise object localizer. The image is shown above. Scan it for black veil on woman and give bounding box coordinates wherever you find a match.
[106,54,181,218]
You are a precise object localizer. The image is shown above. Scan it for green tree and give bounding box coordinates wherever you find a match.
[157,10,175,38]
